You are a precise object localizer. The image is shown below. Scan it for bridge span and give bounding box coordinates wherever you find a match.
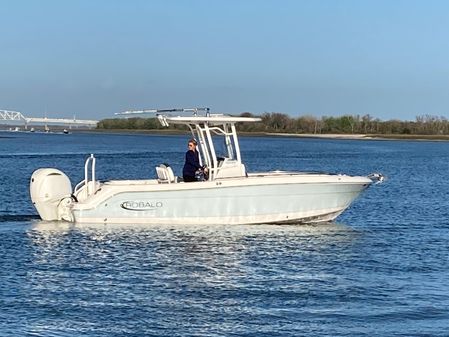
[0,110,98,128]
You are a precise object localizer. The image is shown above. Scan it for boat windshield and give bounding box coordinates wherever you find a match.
[212,134,236,160]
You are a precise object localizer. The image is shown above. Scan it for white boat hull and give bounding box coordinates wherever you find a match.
[71,174,371,225]
[30,111,383,226]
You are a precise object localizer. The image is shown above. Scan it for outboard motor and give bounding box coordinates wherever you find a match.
[30,168,72,220]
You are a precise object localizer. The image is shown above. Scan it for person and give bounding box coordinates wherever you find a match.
[183,139,202,182]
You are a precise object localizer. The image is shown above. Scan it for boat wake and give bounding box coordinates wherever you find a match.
[0,214,41,222]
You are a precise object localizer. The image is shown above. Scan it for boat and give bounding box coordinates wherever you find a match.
[30,108,383,225]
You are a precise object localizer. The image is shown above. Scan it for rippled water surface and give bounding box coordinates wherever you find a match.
[1,131,449,336]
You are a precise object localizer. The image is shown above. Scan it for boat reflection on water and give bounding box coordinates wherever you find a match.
[30,220,357,237]
[25,220,364,323]
[28,220,360,262]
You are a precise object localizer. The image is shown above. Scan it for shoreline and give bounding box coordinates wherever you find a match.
[91,129,449,141]
[4,127,449,141]
[229,131,449,141]
[270,133,449,141]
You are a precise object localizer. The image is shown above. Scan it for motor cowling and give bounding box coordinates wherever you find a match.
[30,168,72,220]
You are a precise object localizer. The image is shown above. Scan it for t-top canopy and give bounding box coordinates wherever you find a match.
[115,107,261,126]
[161,115,262,126]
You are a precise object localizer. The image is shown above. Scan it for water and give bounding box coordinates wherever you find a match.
[1,131,449,336]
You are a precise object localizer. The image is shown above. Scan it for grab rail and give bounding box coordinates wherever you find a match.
[73,180,85,194]
[74,154,97,197]
[85,154,96,196]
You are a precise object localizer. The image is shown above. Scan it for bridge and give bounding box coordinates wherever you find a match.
[0,110,98,128]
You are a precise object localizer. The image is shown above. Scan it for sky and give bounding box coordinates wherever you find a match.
[1,0,449,121]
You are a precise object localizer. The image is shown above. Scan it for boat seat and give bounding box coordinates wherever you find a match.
[156,164,176,184]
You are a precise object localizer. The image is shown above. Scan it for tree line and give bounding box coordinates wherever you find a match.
[97,113,449,135]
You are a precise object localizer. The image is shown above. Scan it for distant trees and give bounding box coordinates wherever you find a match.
[96,113,449,135]
[97,117,187,131]
[97,118,163,130]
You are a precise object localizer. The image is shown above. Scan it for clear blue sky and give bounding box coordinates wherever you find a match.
[1,0,449,120]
